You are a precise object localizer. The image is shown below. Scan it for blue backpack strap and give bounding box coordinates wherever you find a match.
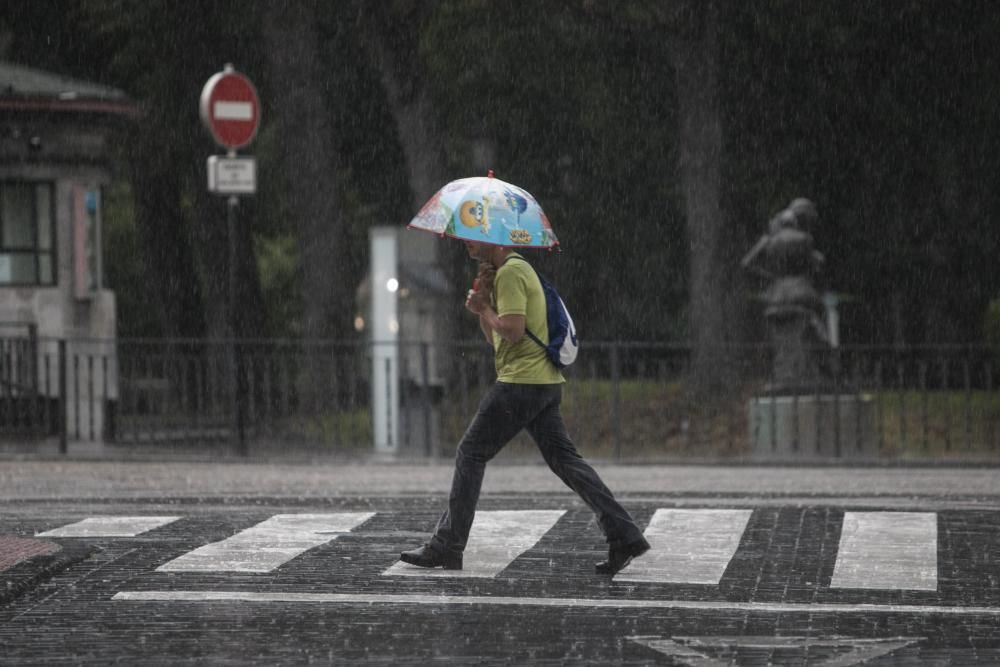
[524,328,547,349]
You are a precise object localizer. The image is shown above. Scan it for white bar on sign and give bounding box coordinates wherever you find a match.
[615,509,753,584]
[213,101,253,120]
[831,511,937,591]
[384,510,566,578]
[157,513,373,573]
[37,516,182,538]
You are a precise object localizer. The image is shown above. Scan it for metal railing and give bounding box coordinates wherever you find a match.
[1,337,999,462]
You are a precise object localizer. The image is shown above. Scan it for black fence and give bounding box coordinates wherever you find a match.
[1,336,999,462]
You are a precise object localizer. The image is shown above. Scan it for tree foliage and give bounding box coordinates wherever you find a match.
[4,0,1000,348]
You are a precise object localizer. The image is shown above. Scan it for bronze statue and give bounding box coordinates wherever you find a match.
[742,198,829,392]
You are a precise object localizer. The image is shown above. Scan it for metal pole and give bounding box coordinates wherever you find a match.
[227,191,245,454]
[610,342,622,460]
[420,342,432,458]
[58,339,67,455]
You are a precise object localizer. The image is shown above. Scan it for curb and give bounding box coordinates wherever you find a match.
[0,540,96,606]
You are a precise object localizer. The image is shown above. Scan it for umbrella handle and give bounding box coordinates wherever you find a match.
[465,278,480,306]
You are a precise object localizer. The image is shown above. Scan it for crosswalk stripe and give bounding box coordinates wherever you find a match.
[615,509,753,584]
[831,511,937,591]
[27,509,958,590]
[157,513,374,573]
[36,516,183,537]
[383,510,566,578]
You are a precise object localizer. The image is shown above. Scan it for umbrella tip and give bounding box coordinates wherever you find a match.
[487,169,495,178]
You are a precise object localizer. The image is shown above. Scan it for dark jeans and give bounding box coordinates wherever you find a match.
[430,382,645,554]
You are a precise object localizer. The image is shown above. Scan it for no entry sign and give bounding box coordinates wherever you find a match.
[200,65,260,150]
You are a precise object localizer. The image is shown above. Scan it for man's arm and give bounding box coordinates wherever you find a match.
[467,290,525,343]
[478,313,493,344]
[479,307,526,343]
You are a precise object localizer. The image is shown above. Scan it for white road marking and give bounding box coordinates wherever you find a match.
[157,513,373,573]
[831,512,937,591]
[382,510,566,578]
[615,509,753,584]
[213,101,253,120]
[112,591,1000,616]
[628,635,924,667]
[36,516,182,537]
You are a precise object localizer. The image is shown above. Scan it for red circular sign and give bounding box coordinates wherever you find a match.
[199,68,260,149]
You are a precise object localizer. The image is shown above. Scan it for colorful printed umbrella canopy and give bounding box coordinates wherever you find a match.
[407,172,559,249]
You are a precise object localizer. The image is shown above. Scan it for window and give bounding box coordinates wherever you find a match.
[0,182,55,286]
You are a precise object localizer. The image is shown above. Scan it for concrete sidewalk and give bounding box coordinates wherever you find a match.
[1,459,998,500]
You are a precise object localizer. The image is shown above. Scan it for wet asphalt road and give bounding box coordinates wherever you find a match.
[2,461,1000,664]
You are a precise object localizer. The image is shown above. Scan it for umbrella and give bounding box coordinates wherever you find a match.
[407,171,559,248]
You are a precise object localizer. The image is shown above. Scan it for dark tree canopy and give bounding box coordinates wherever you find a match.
[4,0,1000,350]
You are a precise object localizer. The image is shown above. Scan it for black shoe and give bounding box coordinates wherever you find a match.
[595,537,650,575]
[399,544,463,570]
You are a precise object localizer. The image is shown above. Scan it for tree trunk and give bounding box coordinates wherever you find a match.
[356,3,448,207]
[373,56,449,206]
[127,126,204,339]
[190,186,265,341]
[359,2,465,345]
[669,2,735,394]
[262,0,348,340]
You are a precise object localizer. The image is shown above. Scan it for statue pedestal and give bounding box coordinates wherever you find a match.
[748,394,877,461]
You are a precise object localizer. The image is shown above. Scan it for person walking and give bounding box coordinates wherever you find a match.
[399,239,650,575]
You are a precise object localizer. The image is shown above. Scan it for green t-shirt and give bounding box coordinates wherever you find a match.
[492,254,565,384]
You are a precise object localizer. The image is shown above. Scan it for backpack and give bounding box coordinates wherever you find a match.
[504,256,579,368]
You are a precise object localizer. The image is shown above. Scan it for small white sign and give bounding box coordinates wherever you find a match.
[207,155,256,195]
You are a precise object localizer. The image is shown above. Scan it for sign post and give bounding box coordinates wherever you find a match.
[200,64,261,455]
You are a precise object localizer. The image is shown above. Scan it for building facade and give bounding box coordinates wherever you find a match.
[0,61,133,440]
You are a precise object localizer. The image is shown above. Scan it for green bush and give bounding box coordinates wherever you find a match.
[984,300,1000,351]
